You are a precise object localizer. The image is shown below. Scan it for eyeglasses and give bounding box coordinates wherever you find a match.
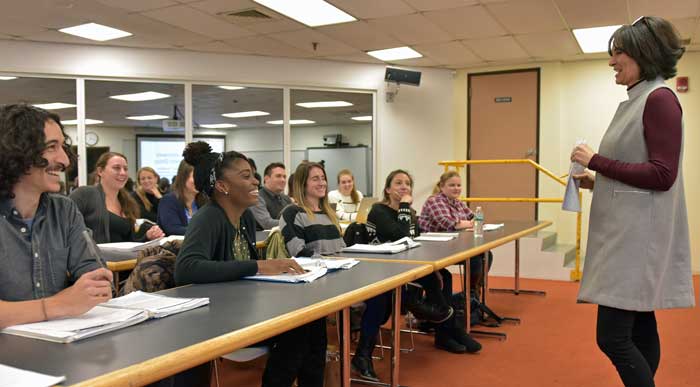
[632,16,663,47]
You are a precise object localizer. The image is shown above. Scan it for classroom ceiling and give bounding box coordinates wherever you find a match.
[0,0,698,70]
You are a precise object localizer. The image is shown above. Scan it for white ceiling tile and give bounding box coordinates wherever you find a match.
[629,0,700,21]
[0,0,86,29]
[187,0,258,14]
[97,0,177,12]
[321,53,385,64]
[143,5,256,39]
[188,0,306,33]
[413,41,482,65]
[182,40,253,54]
[245,20,306,34]
[267,29,359,56]
[402,0,478,12]
[516,30,580,57]
[424,5,506,39]
[368,13,453,45]
[224,35,314,58]
[488,0,566,34]
[327,0,415,19]
[317,21,403,51]
[20,30,108,45]
[554,0,627,28]
[103,13,214,46]
[462,36,529,61]
[0,16,49,37]
[386,57,439,67]
[669,17,699,40]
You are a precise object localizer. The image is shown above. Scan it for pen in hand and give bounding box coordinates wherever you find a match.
[82,230,117,294]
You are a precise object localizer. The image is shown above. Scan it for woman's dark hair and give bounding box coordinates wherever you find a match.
[182,141,248,200]
[287,172,295,198]
[94,152,140,225]
[0,104,74,199]
[608,16,685,80]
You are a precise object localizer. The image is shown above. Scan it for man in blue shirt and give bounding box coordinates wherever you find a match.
[0,104,113,328]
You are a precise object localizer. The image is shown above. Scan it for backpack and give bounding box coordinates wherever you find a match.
[121,240,182,295]
[343,222,369,247]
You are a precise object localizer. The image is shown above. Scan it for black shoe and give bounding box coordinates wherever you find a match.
[435,331,467,354]
[451,310,482,353]
[417,320,436,333]
[407,303,453,324]
[352,333,379,382]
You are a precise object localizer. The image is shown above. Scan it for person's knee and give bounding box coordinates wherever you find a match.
[596,331,630,358]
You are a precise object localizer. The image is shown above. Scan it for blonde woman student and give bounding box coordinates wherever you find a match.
[328,169,364,222]
[132,166,162,223]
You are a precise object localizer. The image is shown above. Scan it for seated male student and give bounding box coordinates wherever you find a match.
[0,104,113,329]
[251,162,292,230]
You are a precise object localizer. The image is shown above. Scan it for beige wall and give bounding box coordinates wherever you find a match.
[455,52,700,272]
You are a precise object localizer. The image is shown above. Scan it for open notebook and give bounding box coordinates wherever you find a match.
[0,364,65,387]
[1,291,209,343]
[245,257,359,283]
[414,232,459,242]
[342,236,421,254]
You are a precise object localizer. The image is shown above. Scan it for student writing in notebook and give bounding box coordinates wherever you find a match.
[0,104,113,329]
[174,142,304,387]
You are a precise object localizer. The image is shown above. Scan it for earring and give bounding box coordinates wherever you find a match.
[224,191,229,195]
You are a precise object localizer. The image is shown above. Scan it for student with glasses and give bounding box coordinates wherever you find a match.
[571,16,693,387]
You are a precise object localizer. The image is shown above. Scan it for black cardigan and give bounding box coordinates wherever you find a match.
[175,202,259,285]
[366,202,420,243]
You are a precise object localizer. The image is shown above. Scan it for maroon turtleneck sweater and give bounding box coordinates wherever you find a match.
[588,86,682,191]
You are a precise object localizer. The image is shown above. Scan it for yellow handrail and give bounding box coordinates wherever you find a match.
[438,159,582,281]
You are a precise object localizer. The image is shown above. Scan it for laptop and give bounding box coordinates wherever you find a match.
[355,197,379,224]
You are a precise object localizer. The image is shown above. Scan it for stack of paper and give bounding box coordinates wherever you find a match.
[342,236,422,254]
[414,232,459,242]
[0,364,65,387]
[245,257,359,283]
[1,292,209,343]
[97,238,164,254]
[484,223,504,231]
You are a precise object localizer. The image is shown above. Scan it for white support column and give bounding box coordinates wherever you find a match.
[184,83,193,143]
[283,87,291,172]
[76,78,87,186]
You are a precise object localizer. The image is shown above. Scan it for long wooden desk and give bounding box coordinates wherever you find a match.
[0,261,432,387]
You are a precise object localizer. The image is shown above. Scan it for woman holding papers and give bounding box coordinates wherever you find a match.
[364,170,480,362]
[419,171,492,303]
[328,168,364,221]
[175,142,308,387]
[70,152,164,243]
[571,17,693,387]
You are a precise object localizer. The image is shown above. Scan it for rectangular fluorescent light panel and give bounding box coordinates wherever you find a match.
[296,101,353,108]
[126,115,169,121]
[573,25,622,53]
[200,123,237,129]
[110,91,170,102]
[34,103,76,110]
[218,86,246,90]
[59,22,132,42]
[222,111,270,118]
[61,119,104,125]
[253,0,356,27]
[0,76,17,80]
[267,119,316,125]
[351,116,372,121]
[367,46,422,61]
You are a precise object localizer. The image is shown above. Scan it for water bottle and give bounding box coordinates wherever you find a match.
[473,206,484,238]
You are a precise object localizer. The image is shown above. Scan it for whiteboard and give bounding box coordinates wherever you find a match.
[306,146,372,196]
[137,136,224,180]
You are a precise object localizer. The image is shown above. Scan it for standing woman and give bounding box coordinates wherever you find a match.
[70,152,164,243]
[132,166,162,223]
[328,169,364,221]
[419,171,492,298]
[157,160,205,236]
[276,162,345,387]
[572,17,693,387]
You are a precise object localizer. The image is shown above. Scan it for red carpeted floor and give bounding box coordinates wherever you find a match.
[212,275,700,387]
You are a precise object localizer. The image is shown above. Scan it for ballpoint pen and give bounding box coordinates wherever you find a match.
[82,230,117,294]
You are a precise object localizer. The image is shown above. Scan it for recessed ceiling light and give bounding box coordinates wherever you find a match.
[573,25,621,53]
[222,111,270,118]
[59,22,132,42]
[367,46,422,61]
[0,76,17,81]
[267,119,316,125]
[61,119,104,125]
[200,123,237,129]
[351,116,372,121]
[33,103,76,110]
[218,86,246,90]
[253,0,356,27]
[126,115,169,121]
[296,101,353,108]
[110,91,171,102]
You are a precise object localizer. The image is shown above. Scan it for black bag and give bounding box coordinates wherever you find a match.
[343,222,369,246]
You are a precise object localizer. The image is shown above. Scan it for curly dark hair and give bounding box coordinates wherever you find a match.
[183,141,248,198]
[0,104,74,199]
[608,16,685,81]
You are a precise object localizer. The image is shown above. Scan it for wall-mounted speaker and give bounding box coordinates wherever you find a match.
[385,67,421,86]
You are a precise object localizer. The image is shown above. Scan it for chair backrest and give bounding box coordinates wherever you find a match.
[355,197,378,224]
